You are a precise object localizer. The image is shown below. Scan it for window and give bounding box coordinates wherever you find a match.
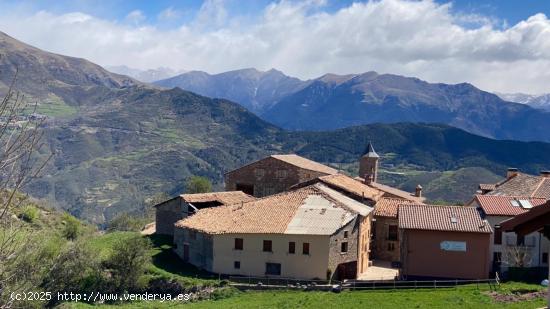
[263,240,272,252]
[388,225,398,241]
[543,253,549,264]
[493,252,502,267]
[494,226,502,245]
[265,263,281,276]
[387,242,395,251]
[341,242,348,253]
[343,231,349,238]
[303,242,310,255]
[288,242,295,254]
[234,238,243,250]
[234,261,241,269]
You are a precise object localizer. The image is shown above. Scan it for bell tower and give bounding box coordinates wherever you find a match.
[359,142,379,183]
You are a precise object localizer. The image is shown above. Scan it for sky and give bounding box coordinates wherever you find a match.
[1,0,550,94]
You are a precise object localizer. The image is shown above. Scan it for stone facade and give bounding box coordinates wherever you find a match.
[328,217,360,280]
[155,197,188,236]
[372,217,400,262]
[174,228,214,270]
[225,157,331,197]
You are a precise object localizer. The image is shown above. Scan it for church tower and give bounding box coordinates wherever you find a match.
[359,142,379,183]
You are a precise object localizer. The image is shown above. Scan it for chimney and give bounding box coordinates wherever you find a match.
[507,168,519,179]
[541,171,550,178]
[415,184,423,198]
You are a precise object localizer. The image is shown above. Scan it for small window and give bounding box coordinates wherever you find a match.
[341,242,348,253]
[265,263,281,276]
[303,242,310,255]
[234,261,241,269]
[388,225,398,241]
[288,242,295,254]
[263,240,272,252]
[343,231,349,238]
[494,226,502,245]
[234,238,243,250]
[543,253,548,264]
[387,242,395,251]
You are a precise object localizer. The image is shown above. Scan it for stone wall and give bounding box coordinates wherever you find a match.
[372,216,400,262]
[225,157,329,197]
[328,216,360,280]
[173,227,214,271]
[155,197,187,236]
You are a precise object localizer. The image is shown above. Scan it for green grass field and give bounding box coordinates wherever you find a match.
[59,282,545,308]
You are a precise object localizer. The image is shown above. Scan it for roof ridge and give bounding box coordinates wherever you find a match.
[531,177,547,198]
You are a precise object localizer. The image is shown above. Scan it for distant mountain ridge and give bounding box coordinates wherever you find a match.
[496,92,550,112]
[155,68,306,113]
[106,65,184,83]
[157,69,550,142]
[2,30,550,224]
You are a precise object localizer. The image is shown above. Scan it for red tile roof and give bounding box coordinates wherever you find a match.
[487,173,550,199]
[270,154,339,175]
[474,195,547,217]
[181,191,256,205]
[399,204,492,233]
[373,198,419,218]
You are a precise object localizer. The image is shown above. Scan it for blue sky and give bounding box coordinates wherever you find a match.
[1,0,550,94]
[2,0,549,28]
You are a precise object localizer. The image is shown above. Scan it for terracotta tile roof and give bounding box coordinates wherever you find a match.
[181,191,256,205]
[479,184,497,191]
[399,204,492,233]
[367,181,425,203]
[270,154,339,175]
[501,201,550,233]
[175,184,373,235]
[373,198,419,218]
[488,173,550,199]
[474,195,547,217]
[294,174,384,202]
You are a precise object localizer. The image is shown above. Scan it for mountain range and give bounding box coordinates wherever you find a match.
[2,31,550,224]
[496,92,550,112]
[156,69,550,142]
[106,65,184,83]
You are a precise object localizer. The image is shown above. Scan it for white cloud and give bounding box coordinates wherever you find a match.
[158,7,182,21]
[1,0,550,93]
[125,10,145,24]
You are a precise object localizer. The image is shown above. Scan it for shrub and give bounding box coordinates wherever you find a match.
[105,234,152,292]
[20,205,39,223]
[185,176,212,194]
[62,213,82,240]
[107,213,148,232]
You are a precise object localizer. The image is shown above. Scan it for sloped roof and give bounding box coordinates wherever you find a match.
[270,154,339,175]
[488,173,550,199]
[373,197,419,218]
[367,181,425,203]
[399,204,492,233]
[175,183,373,235]
[292,174,384,202]
[501,201,550,234]
[474,195,547,217]
[363,142,379,158]
[181,191,256,205]
[479,184,497,191]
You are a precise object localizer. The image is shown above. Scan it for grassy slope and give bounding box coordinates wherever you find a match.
[61,282,545,308]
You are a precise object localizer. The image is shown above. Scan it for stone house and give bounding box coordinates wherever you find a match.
[399,204,492,279]
[224,154,338,197]
[173,183,373,280]
[154,191,255,237]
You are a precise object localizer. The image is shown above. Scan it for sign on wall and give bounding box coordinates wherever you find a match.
[440,241,467,252]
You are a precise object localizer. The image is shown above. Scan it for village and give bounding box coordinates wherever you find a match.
[153,143,550,284]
